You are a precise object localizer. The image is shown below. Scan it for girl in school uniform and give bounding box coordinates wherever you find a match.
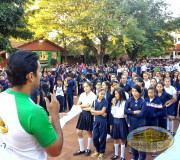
[144,87,163,126]
[174,73,180,119]
[53,77,66,112]
[73,81,97,156]
[110,87,128,160]
[135,77,148,99]
[90,88,108,160]
[156,82,175,129]
[102,81,113,139]
[164,78,177,135]
[95,80,102,96]
[124,84,146,160]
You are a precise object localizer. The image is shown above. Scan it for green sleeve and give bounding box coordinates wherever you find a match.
[29,106,58,147]
[16,98,58,148]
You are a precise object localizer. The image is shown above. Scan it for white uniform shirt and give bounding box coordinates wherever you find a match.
[164,86,176,95]
[111,101,126,118]
[78,91,97,105]
[141,65,147,72]
[144,79,151,89]
[54,85,66,96]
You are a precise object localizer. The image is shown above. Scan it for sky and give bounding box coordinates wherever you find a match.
[164,0,180,17]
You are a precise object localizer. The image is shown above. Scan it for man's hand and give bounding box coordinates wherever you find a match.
[45,93,60,116]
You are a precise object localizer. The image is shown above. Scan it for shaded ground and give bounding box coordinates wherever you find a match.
[48,97,179,160]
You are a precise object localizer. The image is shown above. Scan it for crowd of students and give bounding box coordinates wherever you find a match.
[0,59,180,160]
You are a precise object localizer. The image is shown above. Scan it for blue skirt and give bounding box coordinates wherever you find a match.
[76,111,93,131]
[167,103,175,116]
[112,118,129,141]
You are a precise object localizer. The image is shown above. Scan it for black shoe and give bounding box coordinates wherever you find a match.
[73,150,85,156]
[120,158,125,160]
[85,149,91,156]
[110,155,118,160]
[171,132,175,136]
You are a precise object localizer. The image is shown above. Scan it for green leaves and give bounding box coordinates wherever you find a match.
[26,0,179,63]
[0,0,33,52]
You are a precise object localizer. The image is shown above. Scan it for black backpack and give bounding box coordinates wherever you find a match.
[55,84,64,92]
[72,80,76,92]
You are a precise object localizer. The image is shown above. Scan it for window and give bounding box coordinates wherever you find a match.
[178,38,180,42]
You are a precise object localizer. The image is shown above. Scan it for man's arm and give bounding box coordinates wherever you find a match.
[44,93,63,157]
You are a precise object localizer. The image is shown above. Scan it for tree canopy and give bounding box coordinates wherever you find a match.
[0,0,33,52]
[27,0,178,64]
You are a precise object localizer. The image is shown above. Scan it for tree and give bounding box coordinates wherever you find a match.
[0,0,33,52]
[121,0,175,60]
[27,0,178,64]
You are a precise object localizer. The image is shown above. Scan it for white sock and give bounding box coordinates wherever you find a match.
[78,138,84,151]
[121,144,125,158]
[170,121,174,133]
[167,118,169,130]
[87,137,92,150]
[114,144,119,156]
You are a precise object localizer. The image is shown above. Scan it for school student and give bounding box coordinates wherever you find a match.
[102,81,113,139]
[164,78,177,135]
[145,87,163,157]
[124,84,146,160]
[143,72,150,89]
[90,88,108,160]
[120,74,131,94]
[73,81,97,156]
[94,80,102,96]
[53,77,66,112]
[110,87,128,160]
[135,77,148,99]
[156,82,174,129]
[174,73,180,119]
[144,87,163,126]
[150,78,157,88]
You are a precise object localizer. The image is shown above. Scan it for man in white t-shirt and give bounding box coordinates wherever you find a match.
[0,51,63,160]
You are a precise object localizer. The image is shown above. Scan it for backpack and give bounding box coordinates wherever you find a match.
[55,84,64,92]
[72,80,76,92]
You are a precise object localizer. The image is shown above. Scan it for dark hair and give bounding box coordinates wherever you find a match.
[93,72,98,77]
[111,80,119,84]
[83,81,92,89]
[156,81,165,92]
[102,81,110,90]
[148,86,156,93]
[57,77,62,81]
[6,50,38,87]
[115,87,126,105]
[81,73,86,77]
[132,84,141,94]
[97,88,106,93]
[67,73,72,78]
[136,77,145,87]
[95,80,102,85]
[151,78,157,83]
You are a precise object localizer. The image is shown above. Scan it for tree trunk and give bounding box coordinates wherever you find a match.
[126,47,139,61]
[96,54,104,65]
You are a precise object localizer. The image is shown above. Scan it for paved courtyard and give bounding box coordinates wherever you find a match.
[48,97,180,160]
